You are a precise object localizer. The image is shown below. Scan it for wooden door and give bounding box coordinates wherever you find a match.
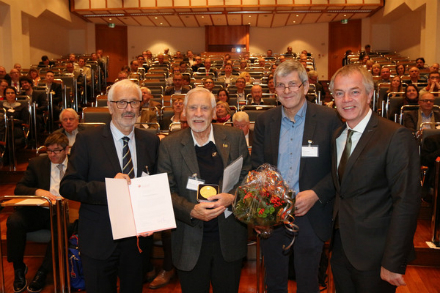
[95,24,128,82]
[328,19,362,79]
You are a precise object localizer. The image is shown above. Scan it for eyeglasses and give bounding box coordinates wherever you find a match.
[420,100,434,103]
[47,148,65,154]
[110,100,141,109]
[275,82,304,92]
[204,81,213,84]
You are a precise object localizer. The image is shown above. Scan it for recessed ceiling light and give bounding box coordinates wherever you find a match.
[155,17,158,19]
[293,21,296,23]
[296,15,299,17]
[109,18,112,21]
[202,16,204,18]
[160,22,163,25]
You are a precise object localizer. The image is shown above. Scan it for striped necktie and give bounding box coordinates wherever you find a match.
[122,137,134,178]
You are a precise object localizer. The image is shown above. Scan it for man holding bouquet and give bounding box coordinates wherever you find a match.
[251,60,341,293]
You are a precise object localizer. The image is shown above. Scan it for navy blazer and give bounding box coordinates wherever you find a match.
[60,123,160,260]
[331,113,420,273]
[251,102,342,241]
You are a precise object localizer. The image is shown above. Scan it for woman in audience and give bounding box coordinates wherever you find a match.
[0,79,8,100]
[396,64,406,76]
[365,60,373,71]
[28,69,40,86]
[239,72,253,85]
[404,84,420,105]
[216,88,230,103]
[371,63,381,76]
[168,97,184,131]
[1,86,30,147]
[387,76,404,96]
[214,101,232,123]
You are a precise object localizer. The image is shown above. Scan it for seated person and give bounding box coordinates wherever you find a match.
[235,77,247,104]
[8,132,68,293]
[416,57,427,70]
[217,64,237,87]
[55,108,84,150]
[233,111,253,147]
[162,97,184,131]
[199,58,217,77]
[191,56,203,72]
[214,101,232,123]
[45,70,63,112]
[420,71,440,96]
[27,69,41,87]
[374,67,391,86]
[115,70,128,81]
[408,67,426,85]
[216,88,230,103]
[64,62,75,75]
[430,63,439,73]
[38,55,55,68]
[250,85,265,105]
[371,63,381,76]
[203,78,215,92]
[164,74,190,95]
[1,86,30,148]
[396,64,405,76]
[285,46,296,57]
[307,70,326,99]
[404,84,420,105]
[0,78,8,100]
[19,76,47,131]
[182,74,191,87]
[138,87,161,129]
[403,92,440,132]
[238,60,248,72]
[267,77,276,94]
[239,71,253,85]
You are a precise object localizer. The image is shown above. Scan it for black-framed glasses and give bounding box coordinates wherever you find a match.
[110,100,141,109]
[47,148,65,154]
[420,99,434,103]
[275,82,304,92]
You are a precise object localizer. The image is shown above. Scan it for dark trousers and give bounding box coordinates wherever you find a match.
[261,215,323,293]
[81,236,152,293]
[177,240,242,293]
[331,230,397,293]
[7,206,54,271]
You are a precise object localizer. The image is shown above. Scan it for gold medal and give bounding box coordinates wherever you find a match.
[200,186,217,198]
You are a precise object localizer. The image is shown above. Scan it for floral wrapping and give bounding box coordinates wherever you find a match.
[233,164,297,243]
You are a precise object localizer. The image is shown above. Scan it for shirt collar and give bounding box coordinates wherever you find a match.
[51,156,68,169]
[346,109,372,134]
[191,124,215,147]
[281,99,307,123]
[110,121,135,141]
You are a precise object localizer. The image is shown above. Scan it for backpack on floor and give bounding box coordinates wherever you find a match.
[68,221,86,291]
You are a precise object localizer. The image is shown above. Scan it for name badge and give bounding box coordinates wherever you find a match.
[301,146,319,157]
[187,177,205,191]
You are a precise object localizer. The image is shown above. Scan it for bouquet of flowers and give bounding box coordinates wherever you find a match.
[233,164,297,242]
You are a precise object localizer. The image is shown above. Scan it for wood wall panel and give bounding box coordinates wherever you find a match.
[205,25,249,52]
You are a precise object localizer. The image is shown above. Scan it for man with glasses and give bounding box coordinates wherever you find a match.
[60,79,160,293]
[8,132,69,293]
[251,60,341,293]
[420,71,440,96]
[403,92,440,132]
[203,78,215,92]
[191,55,203,72]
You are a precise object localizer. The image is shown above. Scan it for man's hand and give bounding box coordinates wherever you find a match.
[190,202,225,221]
[114,173,132,185]
[35,189,60,201]
[210,193,235,208]
[294,190,319,216]
[380,267,406,287]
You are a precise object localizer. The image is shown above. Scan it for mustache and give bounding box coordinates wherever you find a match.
[122,112,136,117]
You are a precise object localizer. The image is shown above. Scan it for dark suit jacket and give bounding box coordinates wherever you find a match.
[15,155,51,195]
[164,85,190,96]
[331,113,420,273]
[157,125,251,271]
[421,134,440,189]
[403,109,440,132]
[251,102,342,241]
[29,90,48,114]
[48,83,62,106]
[60,123,160,260]
[55,124,86,136]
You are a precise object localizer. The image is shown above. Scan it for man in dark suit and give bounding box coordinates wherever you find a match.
[60,79,160,293]
[157,87,251,293]
[403,92,440,132]
[45,71,62,107]
[55,108,85,150]
[329,64,420,292]
[19,76,47,132]
[251,60,341,293]
[9,132,69,293]
[164,74,190,95]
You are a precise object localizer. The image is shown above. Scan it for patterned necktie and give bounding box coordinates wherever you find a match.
[122,137,134,178]
[57,164,64,179]
[338,129,354,183]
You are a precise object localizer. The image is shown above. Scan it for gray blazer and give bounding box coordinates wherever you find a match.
[157,124,251,271]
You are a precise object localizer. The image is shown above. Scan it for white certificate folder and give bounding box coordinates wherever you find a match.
[105,173,176,240]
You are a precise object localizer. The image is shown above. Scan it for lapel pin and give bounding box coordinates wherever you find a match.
[223,143,228,148]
